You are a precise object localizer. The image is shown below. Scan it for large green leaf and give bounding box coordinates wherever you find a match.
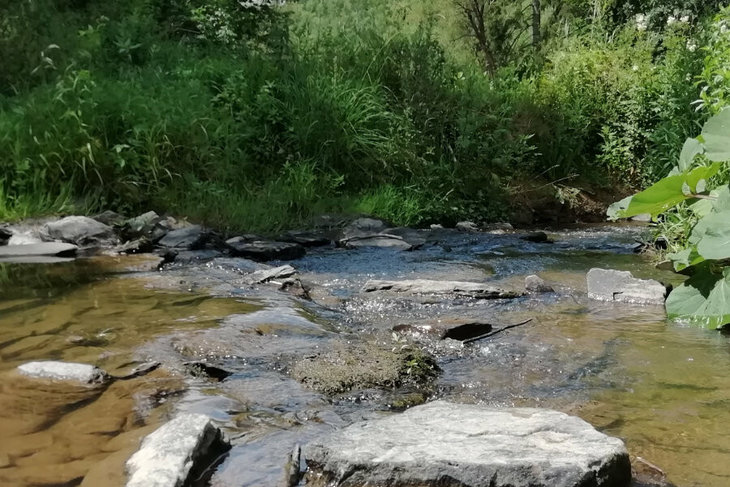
[668,246,705,272]
[701,108,730,162]
[689,209,730,260]
[615,163,721,218]
[666,267,730,329]
[678,137,704,171]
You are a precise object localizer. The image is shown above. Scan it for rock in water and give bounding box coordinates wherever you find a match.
[525,274,554,293]
[587,268,667,305]
[340,234,414,250]
[0,227,11,246]
[42,216,116,246]
[17,361,109,385]
[341,217,388,239]
[362,279,522,299]
[0,242,77,260]
[226,237,305,261]
[304,401,631,487]
[126,413,230,487]
[158,225,209,250]
[455,221,479,232]
[521,231,553,243]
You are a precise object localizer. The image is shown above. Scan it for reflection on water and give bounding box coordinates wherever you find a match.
[0,258,259,487]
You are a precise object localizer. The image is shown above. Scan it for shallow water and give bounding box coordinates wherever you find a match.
[0,225,728,486]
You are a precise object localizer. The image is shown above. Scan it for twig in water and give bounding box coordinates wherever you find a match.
[462,319,534,344]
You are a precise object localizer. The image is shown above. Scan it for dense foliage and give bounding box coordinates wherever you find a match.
[609,7,730,329]
[0,0,722,232]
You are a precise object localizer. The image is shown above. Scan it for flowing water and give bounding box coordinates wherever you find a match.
[0,226,728,487]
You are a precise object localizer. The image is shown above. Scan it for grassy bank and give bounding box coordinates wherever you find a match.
[0,0,723,232]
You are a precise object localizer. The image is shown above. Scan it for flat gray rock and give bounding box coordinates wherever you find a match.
[226,237,306,261]
[304,401,631,487]
[17,361,109,385]
[362,279,522,299]
[0,242,77,260]
[42,216,116,246]
[342,217,388,239]
[587,268,667,305]
[158,225,209,250]
[341,234,414,250]
[249,264,298,283]
[126,413,229,487]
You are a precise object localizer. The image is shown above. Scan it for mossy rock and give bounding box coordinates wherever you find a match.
[290,343,439,395]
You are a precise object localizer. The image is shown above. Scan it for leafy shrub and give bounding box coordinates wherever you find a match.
[609,110,730,328]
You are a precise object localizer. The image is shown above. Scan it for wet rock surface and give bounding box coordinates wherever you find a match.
[42,216,117,247]
[226,237,306,261]
[587,268,667,305]
[304,401,631,487]
[0,242,78,261]
[158,225,210,250]
[0,226,11,245]
[17,361,110,385]
[125,413,229,487]
[362,278,522,299]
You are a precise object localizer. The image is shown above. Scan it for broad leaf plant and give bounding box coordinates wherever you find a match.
[609,109,730,329]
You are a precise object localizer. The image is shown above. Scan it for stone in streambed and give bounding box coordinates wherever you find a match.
[17,361,109,385]
[521,231,553,243]
[304,401,631,487]
[362,279,522,299]
[158,225,209,250]
[455,221,479,232]
[248,264,298,284]
[587,268,667,305]
[226,237,305,261]
[279,231,331,247]
[0,242,77,260]
[0,226,11,246]
[125,413,229,487]
[42,216,117,246]
[525,274,554,293]
[340,234,414,250]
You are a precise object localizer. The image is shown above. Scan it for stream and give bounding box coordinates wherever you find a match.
[0,224,728,487]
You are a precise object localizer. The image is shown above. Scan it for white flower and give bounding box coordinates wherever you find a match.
[680,15,690,23]
[632,65,639,71]
[635,14,647,32]
[687,40,697,52]
[667,15,676,26]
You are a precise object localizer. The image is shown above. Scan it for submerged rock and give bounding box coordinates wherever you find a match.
[291,344,438,395]
[17,361,109,385]
[304,401,631,487]
[362,279,522,299]
[42,216,117,247]
[226,237,306,261]
[521,230,553,243]
[525,274,555,293]
[587,268,667,305]
[125,413,230,487]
